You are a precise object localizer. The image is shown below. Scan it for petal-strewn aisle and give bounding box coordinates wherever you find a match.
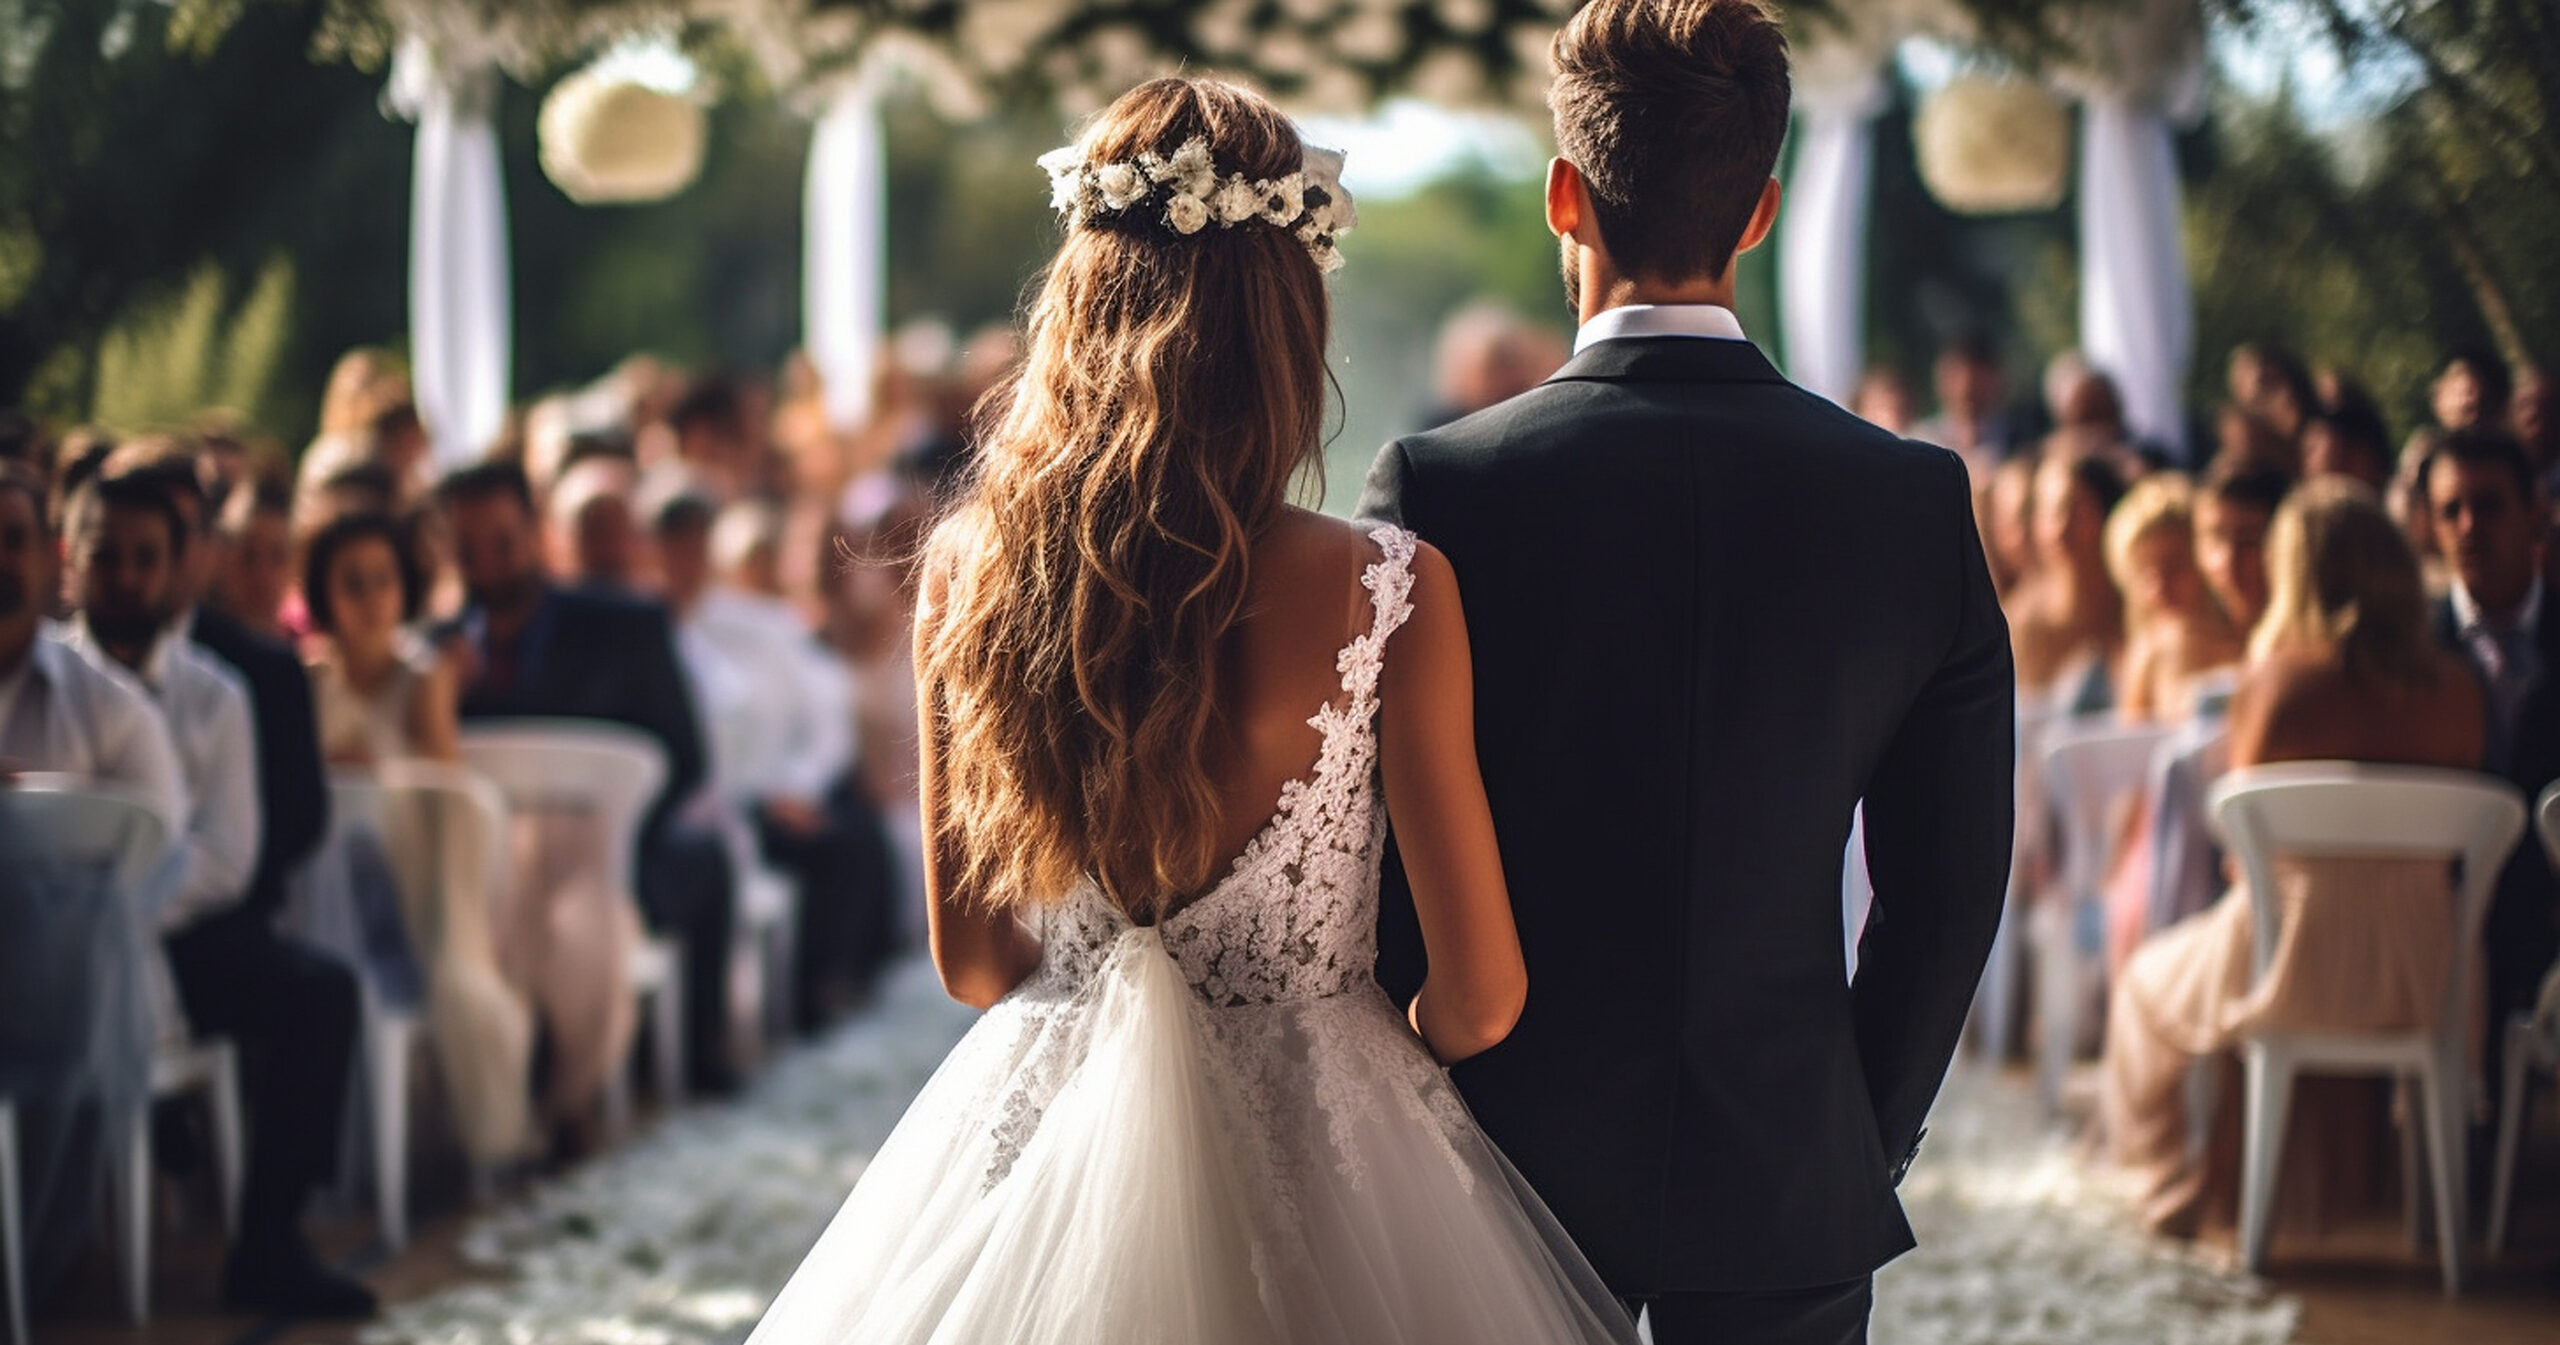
[356,960,2298,1345]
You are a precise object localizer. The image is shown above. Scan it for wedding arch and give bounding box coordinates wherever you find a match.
[271,0,2200,464]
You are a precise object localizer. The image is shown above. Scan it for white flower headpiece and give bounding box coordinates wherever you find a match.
[1037,136,1358,274]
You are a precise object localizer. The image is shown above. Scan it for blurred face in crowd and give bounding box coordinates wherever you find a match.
[2195,494,2272,632]
[1985,459,2037,584]
[2031,457,2107,574]
[1852,371,1914,435]
[219,506,293,629]
[74,502,181,656]
[2514,371,2554,464]
[446,490,545,614]
[655,516,712,614]
[2300,421,2390,491]
[2125,523,2207,622]
[0,488,51,663]
[2428,454,2540,614]
[1936,351,2001,422]
[324,534,408,652]
[2433,360,2491,432]
[568,493,640,590]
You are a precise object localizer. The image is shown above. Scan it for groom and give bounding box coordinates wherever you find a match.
[1361,1,2013,1340]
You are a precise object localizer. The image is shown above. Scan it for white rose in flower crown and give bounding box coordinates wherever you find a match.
[1095,161,1150,210]
[1211,178,1264,225]
[1164,194,1211,235]
[1258,173,1307,226]
[1038,146,1089,213]
[1165,139,1219,198]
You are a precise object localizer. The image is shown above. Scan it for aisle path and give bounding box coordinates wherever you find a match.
[340,957,2324,1345]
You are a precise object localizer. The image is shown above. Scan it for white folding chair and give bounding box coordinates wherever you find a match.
[327,760,515,1250]
[459,722,677,1136]
[4,784,238,1322]
[2032,720,2172,1113]
[2489,782,2560,1252]
[1,1096,23,1345]
[2210,763,2525,1293]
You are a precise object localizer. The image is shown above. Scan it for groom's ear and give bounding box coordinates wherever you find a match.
[1545,158,1584,240]
[1730,177,1782,264]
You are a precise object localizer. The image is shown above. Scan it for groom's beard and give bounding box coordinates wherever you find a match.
[1559,240,1581,322]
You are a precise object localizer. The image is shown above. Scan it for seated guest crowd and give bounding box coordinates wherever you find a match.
[1902,337,2560,1246]
[0,337,977,1320]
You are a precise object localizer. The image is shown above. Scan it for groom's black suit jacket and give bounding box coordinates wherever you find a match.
[1359,336,2014,1295]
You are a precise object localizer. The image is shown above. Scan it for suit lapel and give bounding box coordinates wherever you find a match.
[1543,337,1790,388]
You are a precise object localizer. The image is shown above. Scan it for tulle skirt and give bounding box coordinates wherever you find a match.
[746,927,1639,1344]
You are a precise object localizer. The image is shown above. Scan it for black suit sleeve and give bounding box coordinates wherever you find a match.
[1356,437,1428,1003]
[1851,450,2015,1177]
[254,652,328,909]
[622,604,709,837]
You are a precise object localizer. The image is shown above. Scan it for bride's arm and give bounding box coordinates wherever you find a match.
[916,565,1043,1009]
[1378,541,1526,1063]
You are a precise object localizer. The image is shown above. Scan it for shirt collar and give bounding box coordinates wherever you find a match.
[1572,304,1747,355]
[2454,574,2545,636]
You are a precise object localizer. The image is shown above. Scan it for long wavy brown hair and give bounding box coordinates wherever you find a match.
[918,78,1331,919]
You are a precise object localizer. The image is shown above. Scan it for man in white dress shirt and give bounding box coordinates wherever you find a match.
[58,476,260,928]
[0,465,185,820]
[59,471,373,1318]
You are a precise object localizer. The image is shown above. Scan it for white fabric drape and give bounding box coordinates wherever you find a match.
[806,79,887,431]
[1778,35,1889,409]
[1779,98,1882,408]
[391,37,513,470]
[2077,94,2193,458]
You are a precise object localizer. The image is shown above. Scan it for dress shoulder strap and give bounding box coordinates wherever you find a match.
[1335,524,1419,712]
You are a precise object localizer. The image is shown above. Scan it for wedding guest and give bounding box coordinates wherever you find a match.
[2212,407,2302,479]
[212,476,295,638]
[0,464,183,820]
[107,445,330,962]
[2431,348,2512,434]
[2107,474,2244,724]
[304,511,457,766]
[2300,401,2392,491]
[302,509,532,1165]
[2422,428,2560,1077]
[1417,302,1568,431]
[669,374,762,500]
[1914,333,2023,470]
[1851,365,1915,437]
[1978,455,2038,600]
[2390,427,2450,588]
[2011,452,2128,716]
[547,454,644,593]
[2238,345,2314,444]
[60,473,372,1316]
[2511,366,2556,481]
[438,462,738,1097]
[2194,459,2289,638]
[2102,479,2482,1240]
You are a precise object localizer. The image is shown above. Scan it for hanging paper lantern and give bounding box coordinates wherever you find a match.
[1912,75,2071,215]
[538,66,708,205]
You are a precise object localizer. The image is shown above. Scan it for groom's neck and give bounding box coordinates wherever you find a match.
[1575,253,1739,328]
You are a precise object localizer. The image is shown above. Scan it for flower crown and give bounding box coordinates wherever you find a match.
[1037,137,1357,275]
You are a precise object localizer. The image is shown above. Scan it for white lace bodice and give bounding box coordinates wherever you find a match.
[1026,523,1419,1008]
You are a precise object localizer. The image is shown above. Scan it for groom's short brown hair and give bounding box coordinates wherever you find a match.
[1549,0,1791,283]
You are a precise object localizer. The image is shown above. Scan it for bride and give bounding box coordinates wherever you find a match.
[745,77,1638,1344]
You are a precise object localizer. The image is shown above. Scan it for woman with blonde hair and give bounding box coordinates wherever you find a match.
[2106,472,2245,723]
[744,78,1635,1344]
[2101,478,2483,1238]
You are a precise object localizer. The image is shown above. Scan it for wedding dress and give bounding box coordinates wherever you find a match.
[746,525,1638,1344]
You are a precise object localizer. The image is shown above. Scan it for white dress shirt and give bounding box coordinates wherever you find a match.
[1572,303,1748,355]
[59,617,263,931]
[0,629,188,833]
[681,587,856,808]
